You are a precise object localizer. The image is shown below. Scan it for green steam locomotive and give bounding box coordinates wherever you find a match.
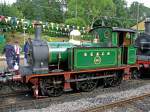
[0,24,138,97]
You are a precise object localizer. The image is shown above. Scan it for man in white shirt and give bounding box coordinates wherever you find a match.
[14,41,21,65]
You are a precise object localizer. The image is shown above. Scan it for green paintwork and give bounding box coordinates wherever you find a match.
[47,42,98,65]
[68,48,74,70]
[71,47,118,70]
[0,35,5,42]
[118,48,122,66]
[112,32,118,47]
[91,27,112,43]
[46,27,137,71]
[127,46,137,65]
[48,42,74,64]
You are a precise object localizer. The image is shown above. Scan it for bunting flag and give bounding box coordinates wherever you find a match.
[0,15,89,38]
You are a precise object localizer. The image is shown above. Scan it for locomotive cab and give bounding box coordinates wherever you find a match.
[90,26,137,65]
[112,27,137,65]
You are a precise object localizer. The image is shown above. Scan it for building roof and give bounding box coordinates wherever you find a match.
[131,20,145,31]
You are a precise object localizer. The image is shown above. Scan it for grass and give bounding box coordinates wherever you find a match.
[3,32,69,47]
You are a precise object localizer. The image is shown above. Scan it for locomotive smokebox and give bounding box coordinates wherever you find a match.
[145,18,150,34]
[27,22,49,74]
[34,23,42,40]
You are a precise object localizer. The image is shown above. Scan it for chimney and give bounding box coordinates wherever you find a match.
[34,22,42,40]
[145,18,150,34]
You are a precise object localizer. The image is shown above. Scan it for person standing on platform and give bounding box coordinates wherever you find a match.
[14,41,21,66]
[24,38,31,66]
[3,41,16,70]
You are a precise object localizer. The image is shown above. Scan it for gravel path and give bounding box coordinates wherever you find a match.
[18,80,150,112]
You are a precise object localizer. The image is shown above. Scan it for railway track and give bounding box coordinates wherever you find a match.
[0,79,150,112]
[0,90,30,98]
[0,97,51,112]
[83,93,150,112]
[0,93,72,112]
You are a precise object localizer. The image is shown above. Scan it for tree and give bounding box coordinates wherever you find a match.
[15,0,64,22]
[129,2,150,20]
[113,0,128,17]
[44,0,64,23]
[0,3,23,18]
[67,0,115,26]
[65,17,86,26]
[15,0,36,20]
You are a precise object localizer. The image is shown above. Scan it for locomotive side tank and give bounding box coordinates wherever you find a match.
[47,41,95,65]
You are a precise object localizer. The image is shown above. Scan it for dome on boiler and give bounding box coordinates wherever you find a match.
[70,30,81,36]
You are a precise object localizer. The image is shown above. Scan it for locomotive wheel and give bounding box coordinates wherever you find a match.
[104,72,123,87]
[6,81,29,92]
[40,76,64,97]
[131,69,140,79]
[76,74,98,92]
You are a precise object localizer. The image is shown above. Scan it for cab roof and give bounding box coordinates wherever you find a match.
[89,26,136,33]
[112,27,136,33]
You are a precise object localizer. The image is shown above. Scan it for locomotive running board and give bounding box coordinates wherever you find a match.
[66,75,115,83]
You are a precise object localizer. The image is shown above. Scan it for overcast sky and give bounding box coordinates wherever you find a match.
[127,0,150,7]
[0,0,16,4]
[0,0,150,8]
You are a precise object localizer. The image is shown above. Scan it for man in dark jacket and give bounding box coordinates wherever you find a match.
[24,38,31,65]
[3,42,16,69]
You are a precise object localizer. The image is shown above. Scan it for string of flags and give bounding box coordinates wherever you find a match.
[0,15,91,38]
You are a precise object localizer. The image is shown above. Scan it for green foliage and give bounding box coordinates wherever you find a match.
[129,2,150,20]
[15,0,64,22]
[113,0,128,17]
[14,0,35,20]
[67,0,115,25]
[65,18,86,26]
[1,0,150,30]
[0,4,23,18]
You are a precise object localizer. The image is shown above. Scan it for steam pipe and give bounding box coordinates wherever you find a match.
[34,23,42,40]
[145,18,150,34]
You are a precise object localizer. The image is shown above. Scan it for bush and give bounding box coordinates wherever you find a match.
[65,18,86,27]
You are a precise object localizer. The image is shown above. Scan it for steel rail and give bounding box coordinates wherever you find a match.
[0,91,82,112]
[82,93,150,112]
[0,90,30,98]
[0,80,150,112]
